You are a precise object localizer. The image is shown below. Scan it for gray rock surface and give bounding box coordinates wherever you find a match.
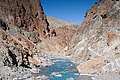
[66,0,120,78]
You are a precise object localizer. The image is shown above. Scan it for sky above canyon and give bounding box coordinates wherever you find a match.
[41,0,99,25]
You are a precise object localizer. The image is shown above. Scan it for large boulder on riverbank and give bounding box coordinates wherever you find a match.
[77,57,108,73]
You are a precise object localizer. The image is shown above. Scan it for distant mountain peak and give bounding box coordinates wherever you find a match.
[47,16,77,28]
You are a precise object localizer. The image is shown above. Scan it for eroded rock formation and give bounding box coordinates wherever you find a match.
[0,0,50,69]
[67,0,120,75]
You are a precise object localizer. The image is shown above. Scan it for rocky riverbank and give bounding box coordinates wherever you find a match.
[0,52,53,80]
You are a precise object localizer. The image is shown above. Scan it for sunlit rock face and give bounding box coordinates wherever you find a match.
[0,0,50,42]
[0,0,54,79]
[0,0,50,69]
[0,0,79,69]
[37,16,80,53]
[67,0,120,74]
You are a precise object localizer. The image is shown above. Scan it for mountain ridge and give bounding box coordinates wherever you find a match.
[47,16,78,27]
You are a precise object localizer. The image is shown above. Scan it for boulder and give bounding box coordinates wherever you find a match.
[77,57,108,73]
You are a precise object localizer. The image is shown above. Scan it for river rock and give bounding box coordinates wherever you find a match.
[77,57,108,74]
[79,75,92,80]
[51,72,62,77]
[36,75,50,80]
[66,77,74,80]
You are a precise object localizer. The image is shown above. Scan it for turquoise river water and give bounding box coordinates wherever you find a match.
[39,58,80,80]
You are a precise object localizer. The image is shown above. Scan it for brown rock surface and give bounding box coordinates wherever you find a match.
[77,57,108,73]
[0,0,79,71]
[28,56,40,65]
[0,0,50,44]
[38,16,80,53]
[0,0,50,68]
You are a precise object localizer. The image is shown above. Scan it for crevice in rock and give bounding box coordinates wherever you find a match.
[20,50,31,68]
[35,12,38,18]
[8,49,18,66]
[51,29,57,37]
[2,34,7,40]
[0,18,8,31]
[45,19,49,27]
[3,56,11,67]
[19,4,26,17]
[93,15,98,19]
[101,14,107,19]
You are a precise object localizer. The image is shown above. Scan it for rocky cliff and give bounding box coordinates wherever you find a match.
[67,0,120,77]
[39,16,80,53]
[0,0,52,79]
[0,0,50,42]
[0,0,79,68]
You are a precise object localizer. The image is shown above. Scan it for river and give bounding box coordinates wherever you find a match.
[39,58,80,80]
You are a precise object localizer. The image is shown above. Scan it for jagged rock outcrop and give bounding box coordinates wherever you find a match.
[68,0,120,75]
[0,0,50,43]
[0,0,50,70]
[0,0,54,79]
[38,16,80,53]
[0,0,79,70]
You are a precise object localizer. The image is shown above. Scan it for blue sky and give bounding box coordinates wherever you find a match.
[40,0,99,25]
